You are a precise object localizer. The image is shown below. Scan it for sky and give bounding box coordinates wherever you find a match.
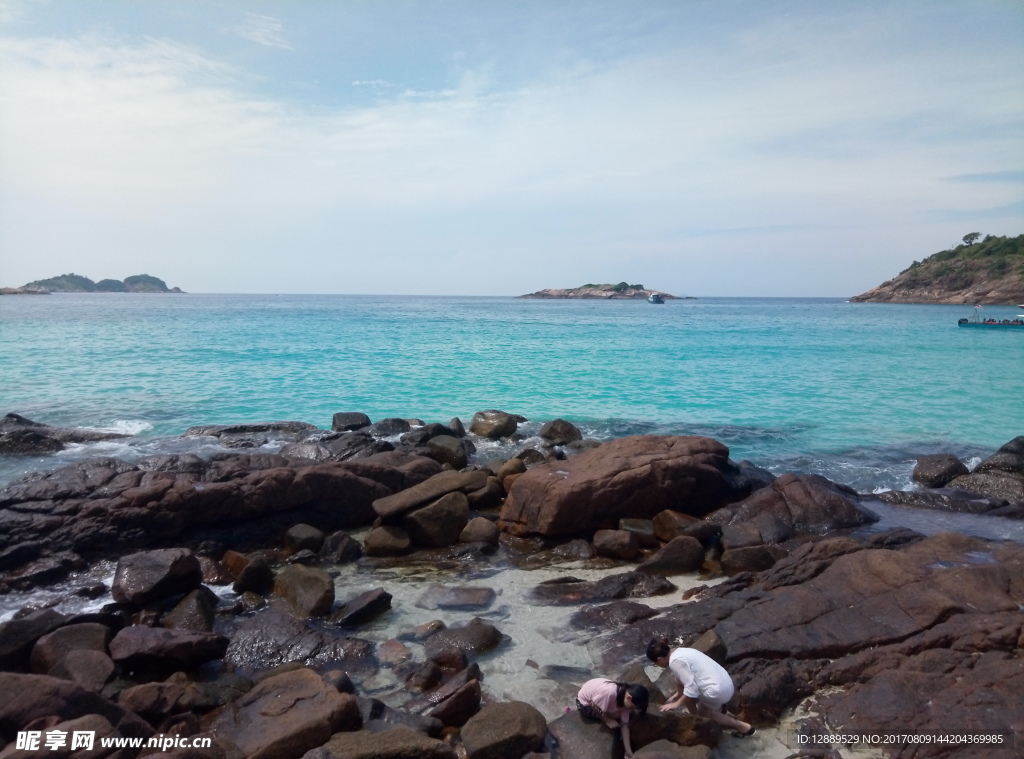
[0,1,1022,296]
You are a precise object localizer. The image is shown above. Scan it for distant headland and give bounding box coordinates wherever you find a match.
[850,233,1023,305]
[1,273,184,295]
[519,282,687,300]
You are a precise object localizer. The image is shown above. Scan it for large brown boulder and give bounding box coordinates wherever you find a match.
[372,470,488,521]
[111,547,203,606]
[30,622,111,673]
[211,668,359,759]
[498,436,752,537]
[469,410,521,440]
[945,436,1024,503]
[460,701,548,759]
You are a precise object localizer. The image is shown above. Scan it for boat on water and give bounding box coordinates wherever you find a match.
[958,306,1024,329]
[647,293,665,304]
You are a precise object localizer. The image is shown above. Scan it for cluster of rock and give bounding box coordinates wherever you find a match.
[0,411,1021,759]
[518,284,680,300]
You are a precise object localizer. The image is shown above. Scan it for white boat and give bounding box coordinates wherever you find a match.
[647,293,665,304]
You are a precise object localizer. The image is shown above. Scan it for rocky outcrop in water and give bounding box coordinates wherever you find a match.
[0,413,128,455]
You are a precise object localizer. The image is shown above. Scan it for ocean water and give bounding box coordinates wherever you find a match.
[1,293,1022,492]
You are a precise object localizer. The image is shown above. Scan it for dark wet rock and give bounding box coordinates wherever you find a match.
[860,527,925,549]
[449,417,466,437]
[423,678,481,727]
[400,423,460,446]
[286,523,326,554]
[329,588,392,627]
[367,418,412,436]
[912,454,969,488]
[30,623,111,673]
[401,492,470,548]
[109,626,228,677]
[225,609,375,674]
[469,410,521,440]
[0,551,87,592]
[185,421,319,439]
[363,526,411,556]
[637,536,705,575]
[0,413,129,455]
[551,539,596,560]
[211,667,360,759]
[287,548,319,565]
[273,564,336,617]
[404,662,480,711]
[569,600,659,630]
[46,648,115,692]
[619,518,660,547]
[515,448,547,465]
[720,521,767,549]
[0,672,153,743]
[533,571,676,605]
[164,668,254,713]
[199,556,234,585]
[539,418,583,446]
[406,661,444,691]
[499,436,751,537]
[232,554,274,594]
[461,700,548,759]
[333,412,372,432]
[111,547,203,606]
[323,431,395,461]
[874,488,1009,514]
[425,435,470,469]
[320,530,363,564]
[729,657,818,724]
[466,477,504,510]
[706,473,877,537]
[308,727,455,759]
[0,540,42,572]
[428,645,469,672]
[372,469,488,520]
[720,545,787,575]
[594,528,641,560]
[0,609,69,671]
[424,619,503,660]
[459,517,500,545]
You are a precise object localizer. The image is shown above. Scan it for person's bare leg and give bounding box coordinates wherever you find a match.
[696,702,752,734]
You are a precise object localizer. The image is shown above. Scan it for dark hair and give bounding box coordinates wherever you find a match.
[646,637,671,662]
[615,682,649,715]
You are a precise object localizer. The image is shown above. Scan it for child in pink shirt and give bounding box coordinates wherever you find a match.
[576,678,650,758]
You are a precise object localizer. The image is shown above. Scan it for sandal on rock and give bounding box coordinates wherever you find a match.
[731,727,756,738]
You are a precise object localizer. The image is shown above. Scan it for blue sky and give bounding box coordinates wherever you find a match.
[1,1,1022,296]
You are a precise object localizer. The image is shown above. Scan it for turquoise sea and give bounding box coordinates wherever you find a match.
[1,294,1022,492]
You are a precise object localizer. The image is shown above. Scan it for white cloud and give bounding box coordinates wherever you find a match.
[232,13,290,50]
[0,4,1021,295]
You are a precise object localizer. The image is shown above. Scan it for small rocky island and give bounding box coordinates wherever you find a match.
[851,233,1023,304]
[1,273,183,294]
[519,282,682,300]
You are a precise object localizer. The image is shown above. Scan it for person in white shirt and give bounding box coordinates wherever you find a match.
[646,637,755,737]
